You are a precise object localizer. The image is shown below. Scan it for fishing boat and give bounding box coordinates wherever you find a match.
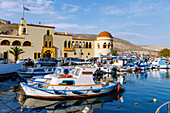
[17,67,55,78]
[20,67,122,99]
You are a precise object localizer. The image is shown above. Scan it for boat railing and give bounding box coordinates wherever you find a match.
[155,101,170,113]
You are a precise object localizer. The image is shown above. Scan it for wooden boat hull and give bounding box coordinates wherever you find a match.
[20,82,120,99]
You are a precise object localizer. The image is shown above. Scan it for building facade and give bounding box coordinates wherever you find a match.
[0,18,113,61]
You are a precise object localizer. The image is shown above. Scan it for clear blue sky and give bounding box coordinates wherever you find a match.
[0,0,170,47]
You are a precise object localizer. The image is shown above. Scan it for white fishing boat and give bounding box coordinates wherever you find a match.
[20,67,122,99]
[17,67,55,78]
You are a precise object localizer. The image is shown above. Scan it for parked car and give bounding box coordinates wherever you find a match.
[16,58,34,66]
[48,58,58,63]
[35,58,56,67]
[0,58,7,64]
[63,57,80,63]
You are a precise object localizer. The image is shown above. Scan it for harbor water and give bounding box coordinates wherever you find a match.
[0,69,170,113]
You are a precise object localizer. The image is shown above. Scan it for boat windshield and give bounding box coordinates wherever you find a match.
[54,68,62,75]
[74,69,81,76]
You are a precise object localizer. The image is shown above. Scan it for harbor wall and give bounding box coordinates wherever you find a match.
[0,63,22,74]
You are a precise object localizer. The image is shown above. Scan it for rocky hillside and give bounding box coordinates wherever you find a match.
[140,45,170,52]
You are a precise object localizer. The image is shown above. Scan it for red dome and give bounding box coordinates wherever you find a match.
[98,31,113,38]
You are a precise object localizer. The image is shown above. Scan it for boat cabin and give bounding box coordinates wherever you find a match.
[49,67,97,86]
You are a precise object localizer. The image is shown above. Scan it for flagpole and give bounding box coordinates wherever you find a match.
[23,5,24,19]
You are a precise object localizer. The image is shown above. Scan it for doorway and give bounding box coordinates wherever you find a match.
[45,50,51,58]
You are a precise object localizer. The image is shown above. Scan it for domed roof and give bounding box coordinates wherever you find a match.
[98,31,113,38]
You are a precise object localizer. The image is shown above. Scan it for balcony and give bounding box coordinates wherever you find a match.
[64,47,74,51]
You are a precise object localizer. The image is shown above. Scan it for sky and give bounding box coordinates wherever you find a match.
[0,0,170,47]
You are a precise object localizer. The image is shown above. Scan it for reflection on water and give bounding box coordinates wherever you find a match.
[21,91,124,113]
[121,69,170,80]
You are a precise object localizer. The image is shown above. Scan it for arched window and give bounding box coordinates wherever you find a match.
[108,43,111,49]
[23,28,26,34]
[23,41,31,46]
[12,40,21,46]
[49,41,51,47]
[72,41,74,47]
[45,41,47,47]
[86,42,88,48]
[103,42,107,48]
[79,42,81,48]
[68,41,71,48]
[47,30,50,35]
[1,40,10,45]
[97,43,100,49]
[64,41,67,48]
[89,42,92,48]
[76,41,78,48]
[83,42,85,48]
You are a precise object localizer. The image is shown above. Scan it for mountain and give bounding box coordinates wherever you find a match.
[140,45,170,52]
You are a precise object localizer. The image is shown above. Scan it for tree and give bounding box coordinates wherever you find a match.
[9,46,25,62]
[112,49,118,56]
[41,53,47,58]
[158,48,170,57]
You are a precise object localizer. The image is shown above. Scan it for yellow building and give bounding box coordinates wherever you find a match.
[0,18,113,61]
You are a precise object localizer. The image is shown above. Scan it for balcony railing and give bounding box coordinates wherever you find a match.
[64,47,74,51]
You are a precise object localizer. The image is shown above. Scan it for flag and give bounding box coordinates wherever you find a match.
[23,6,30,11]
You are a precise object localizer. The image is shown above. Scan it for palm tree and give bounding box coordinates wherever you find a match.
[9,46,25,62]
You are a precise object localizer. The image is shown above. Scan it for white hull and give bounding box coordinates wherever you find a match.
[20,82,119,99]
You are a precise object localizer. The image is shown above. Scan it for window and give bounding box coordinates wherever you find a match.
[79,42,81,48]
[75,69,81,76]
[97,43,100,49]
[88,53,90,55]
[64,53,68,58]
[108,43,111,49]
[23,28,26,34]
[3,52,8,59]
[86,42,88,48]
[103,42,107,48]
[49,41,51,47]
[81,52,83,55]
[62,80,75,85]
[89,42,92,48]
[23,41,31,46]
[45,41,47,47]
[83,42,85,48]
[1,40,10,45]
[74,52,76,55]
[64,41,67,48]
[38,53,41,58]
[68,41,71,48]
[34,53,37,59]
[72,41,74,47]
[47,30,50,35]
[12,40,21,46]
[76,41,78,48]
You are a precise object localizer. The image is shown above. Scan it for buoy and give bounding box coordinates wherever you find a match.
[116,106,120,108]
[153,98,157,103]
[134,103,139,105]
